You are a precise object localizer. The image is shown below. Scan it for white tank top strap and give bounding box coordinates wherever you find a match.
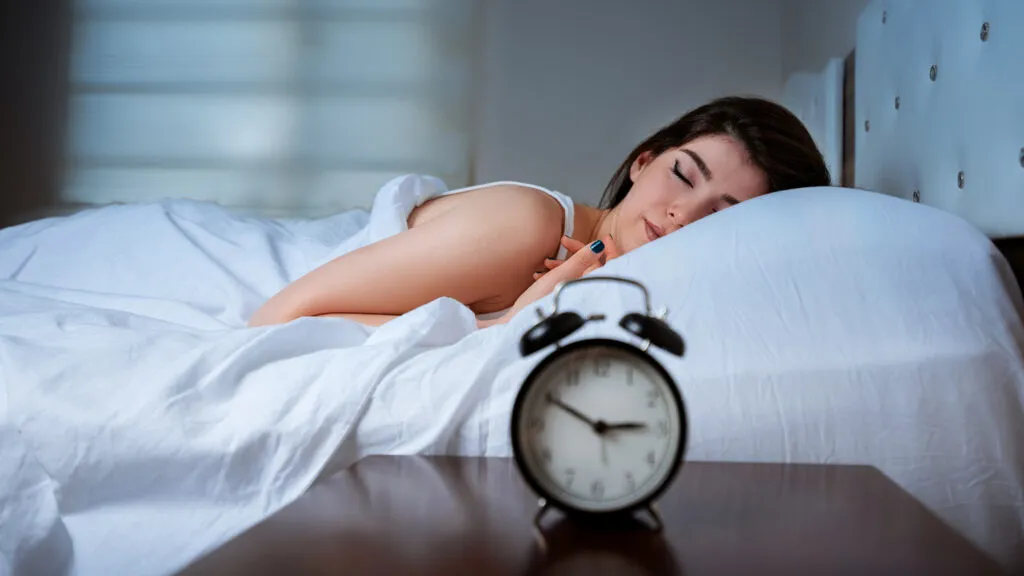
[436,180,575,260]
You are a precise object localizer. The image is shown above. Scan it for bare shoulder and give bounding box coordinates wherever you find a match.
[396,182,568,314]
[408,183,566,249]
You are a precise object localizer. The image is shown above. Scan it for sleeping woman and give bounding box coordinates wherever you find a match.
[248,95,832,329]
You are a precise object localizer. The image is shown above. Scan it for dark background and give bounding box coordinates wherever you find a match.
[0,1,72,229]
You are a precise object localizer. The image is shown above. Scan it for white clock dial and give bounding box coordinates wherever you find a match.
[514,342,684,513]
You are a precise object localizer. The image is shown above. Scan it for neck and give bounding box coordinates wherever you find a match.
[576,204,619,252]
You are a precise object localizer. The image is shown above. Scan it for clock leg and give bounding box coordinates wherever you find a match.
[643,503,664,533]
[533,498,551,529]
[532,498,551,553]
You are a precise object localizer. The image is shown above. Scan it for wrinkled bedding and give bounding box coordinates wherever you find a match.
[1,176,1022,575]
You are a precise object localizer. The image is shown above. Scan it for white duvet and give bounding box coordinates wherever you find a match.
[1,175,1023,575]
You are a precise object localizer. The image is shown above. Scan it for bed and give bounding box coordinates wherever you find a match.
[779,1,1024,569]
[1,2,1023,576]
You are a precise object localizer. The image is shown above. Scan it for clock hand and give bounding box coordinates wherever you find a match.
[543,395,643,436]
[602,422,648,432]
[544,393,599,432]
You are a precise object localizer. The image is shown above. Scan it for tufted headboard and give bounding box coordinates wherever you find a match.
[850,0,1024,288]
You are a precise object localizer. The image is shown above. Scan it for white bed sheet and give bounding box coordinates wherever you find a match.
[1,176,1023,575]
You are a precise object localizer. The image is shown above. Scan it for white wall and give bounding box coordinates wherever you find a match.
[473,0,784,207]
[781,0,870,77]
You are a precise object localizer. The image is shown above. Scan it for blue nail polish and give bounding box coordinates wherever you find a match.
[590,240,605,253]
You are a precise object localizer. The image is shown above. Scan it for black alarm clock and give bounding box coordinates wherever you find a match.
[510,275,687,533]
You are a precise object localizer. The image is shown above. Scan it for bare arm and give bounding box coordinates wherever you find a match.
[475,234,615,330]
[247,186,564,327]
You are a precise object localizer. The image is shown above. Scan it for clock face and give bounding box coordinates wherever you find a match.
[512,340,686,514]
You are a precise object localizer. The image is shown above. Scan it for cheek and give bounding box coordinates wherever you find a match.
[630,176,676,207]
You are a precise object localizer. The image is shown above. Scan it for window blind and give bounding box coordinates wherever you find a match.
[63,0,477,217]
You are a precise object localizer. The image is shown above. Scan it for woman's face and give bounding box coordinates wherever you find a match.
[610,134,769,254]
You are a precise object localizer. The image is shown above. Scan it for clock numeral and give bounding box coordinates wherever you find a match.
[624,471,636,492]
[657,419,669,438]
[590,479,605,499]
[565,367,581,387]
[646,450,656,468]
[593,357,611,377]
[564,468,575,489]
[646,388,661,408]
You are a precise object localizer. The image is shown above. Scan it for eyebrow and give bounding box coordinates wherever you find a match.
[682,148,740,205]
[682,149,713,182]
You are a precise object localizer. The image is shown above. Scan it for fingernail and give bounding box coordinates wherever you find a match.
[590,240,605,253]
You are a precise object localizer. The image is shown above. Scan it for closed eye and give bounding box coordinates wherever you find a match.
[672,160,693,187]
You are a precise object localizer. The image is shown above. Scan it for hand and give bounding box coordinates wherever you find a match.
[545,393,599,430]
[508,236,614,321]
[600,422,648,432]
[546,393,648,436]
[532,235,621,281]
[477,235,620,329]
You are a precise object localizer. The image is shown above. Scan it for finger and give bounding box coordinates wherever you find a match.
[549,239,606,280]
[602,234,623,260]
[560,235,587,254]
[582,261,603,276]
[530,240,607,292]
[544,258,563,270]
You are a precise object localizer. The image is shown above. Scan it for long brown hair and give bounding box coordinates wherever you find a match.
[599,96,832,208]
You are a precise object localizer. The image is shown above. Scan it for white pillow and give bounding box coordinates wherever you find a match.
[516,186,1024,376]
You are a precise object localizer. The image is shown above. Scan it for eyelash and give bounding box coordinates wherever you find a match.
[671,160,693,188]
[673,159,719,214]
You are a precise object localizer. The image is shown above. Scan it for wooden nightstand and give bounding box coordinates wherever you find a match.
[179,456,1008,575]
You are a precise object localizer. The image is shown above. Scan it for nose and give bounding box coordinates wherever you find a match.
[668,195,715,229]
[666,203,692,230]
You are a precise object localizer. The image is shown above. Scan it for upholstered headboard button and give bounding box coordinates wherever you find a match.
[855,0,1024,238]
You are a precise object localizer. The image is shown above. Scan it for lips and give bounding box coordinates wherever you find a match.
[644,218,665,242]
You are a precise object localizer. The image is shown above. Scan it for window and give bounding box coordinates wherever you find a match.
[63,0,477,217]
